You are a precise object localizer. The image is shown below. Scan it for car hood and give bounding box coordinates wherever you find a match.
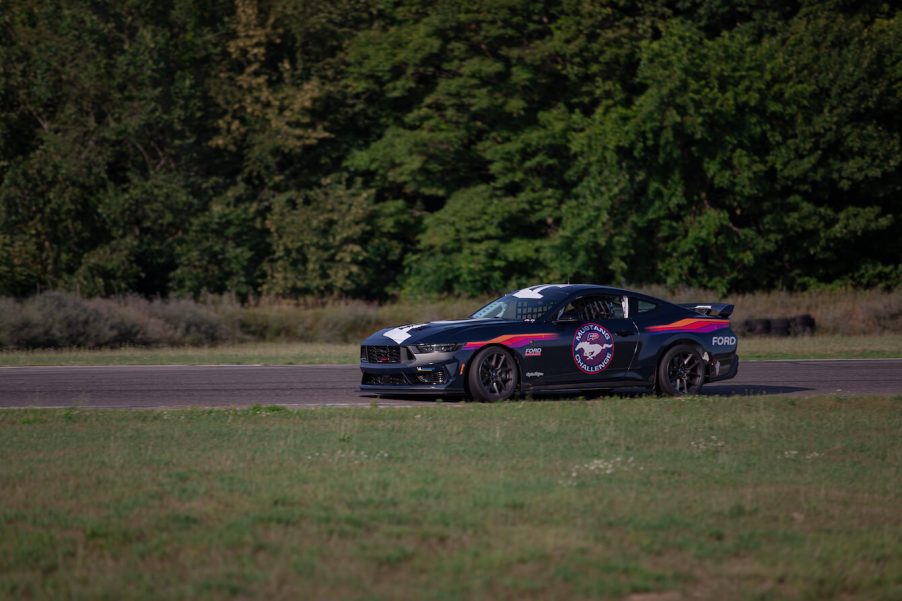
[362,318,525,346]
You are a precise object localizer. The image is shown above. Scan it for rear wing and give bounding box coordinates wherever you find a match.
[678,303,734,318]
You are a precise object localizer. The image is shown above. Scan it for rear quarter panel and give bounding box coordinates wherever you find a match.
[632,305,737,381]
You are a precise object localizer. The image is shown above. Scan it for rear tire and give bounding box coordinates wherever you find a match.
[467,347,518,402]
[656,344,705,396]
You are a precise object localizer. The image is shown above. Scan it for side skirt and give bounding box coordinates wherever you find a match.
[525,379,654,393]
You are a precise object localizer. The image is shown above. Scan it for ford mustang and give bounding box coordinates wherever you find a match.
[359,284,738,401]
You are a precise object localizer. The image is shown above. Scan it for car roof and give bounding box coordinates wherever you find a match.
[509,283,662,302]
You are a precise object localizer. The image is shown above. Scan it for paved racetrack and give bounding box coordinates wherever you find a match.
[1,359,899,409]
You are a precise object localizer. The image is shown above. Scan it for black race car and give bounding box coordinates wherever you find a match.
[359,284,738,401]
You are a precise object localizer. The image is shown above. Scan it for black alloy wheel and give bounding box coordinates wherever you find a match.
[656,344,705,396]
[468,347,518,402]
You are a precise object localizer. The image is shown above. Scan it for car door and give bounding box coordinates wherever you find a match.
[541,294,639,385]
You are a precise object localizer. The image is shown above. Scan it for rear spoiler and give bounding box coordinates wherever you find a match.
[678,303,734,318]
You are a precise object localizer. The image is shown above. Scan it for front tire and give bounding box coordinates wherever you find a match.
[656,344,705,396]
[467,347,518,402]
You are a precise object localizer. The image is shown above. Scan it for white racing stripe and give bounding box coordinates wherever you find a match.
[382,323,428,344]
[512,284,571,299]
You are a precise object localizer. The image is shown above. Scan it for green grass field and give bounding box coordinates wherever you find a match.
[1,397,899,600]
[0,334,900,366]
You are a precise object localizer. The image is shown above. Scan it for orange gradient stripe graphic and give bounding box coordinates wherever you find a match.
[463,333,558,350]
[645,318,730,333]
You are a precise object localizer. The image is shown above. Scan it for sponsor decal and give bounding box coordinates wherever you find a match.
[712,335,737,346]
[525,371,544,378]
[524,347,542,357]
[572,323,615,374]
[645,318,730,334]
[463,333,558,351]
[383,323,427,343]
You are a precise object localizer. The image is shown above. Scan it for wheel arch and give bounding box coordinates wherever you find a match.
[659,336,705,355]
[652,337,708,387]
[462,344,523,398]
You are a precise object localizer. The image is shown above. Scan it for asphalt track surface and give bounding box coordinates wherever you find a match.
[0,359,900,409]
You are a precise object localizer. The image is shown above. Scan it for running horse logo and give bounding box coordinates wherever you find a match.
[575,340,612,360]
[572,323,615,374]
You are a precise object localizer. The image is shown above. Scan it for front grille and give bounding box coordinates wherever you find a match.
[363,345,401,364]
[362,373,410,385]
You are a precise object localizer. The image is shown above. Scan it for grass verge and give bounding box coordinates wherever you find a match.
[0,342,360,366]
[0,335,899,366]
[1,397,899,600]
[738,334,902,360]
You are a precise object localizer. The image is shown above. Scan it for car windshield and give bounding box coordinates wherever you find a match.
[471,294,559,321]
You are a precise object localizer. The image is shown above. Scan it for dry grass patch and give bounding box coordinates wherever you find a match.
[1,288,899,353]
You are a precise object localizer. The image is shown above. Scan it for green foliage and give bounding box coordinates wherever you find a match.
[556,12,901,294]
[265,178,412,297]
[210,0,329,181]
[0,0,899,299]
[171,202,268,300]
[406,185,553,295]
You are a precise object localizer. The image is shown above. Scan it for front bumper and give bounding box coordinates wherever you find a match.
[359,359,465,395]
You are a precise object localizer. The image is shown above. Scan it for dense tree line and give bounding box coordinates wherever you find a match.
[1,0,899,300]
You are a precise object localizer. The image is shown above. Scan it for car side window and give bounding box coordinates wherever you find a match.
[637,300,657,313]
[560,295,625,321]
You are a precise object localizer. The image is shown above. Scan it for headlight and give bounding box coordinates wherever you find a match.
[414,343,461,354]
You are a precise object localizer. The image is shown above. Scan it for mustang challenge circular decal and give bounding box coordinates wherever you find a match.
[572,323,615,374]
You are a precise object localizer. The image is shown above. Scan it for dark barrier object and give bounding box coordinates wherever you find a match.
[790,314,816,336]
[770,318,791,336]
[736,314,816,337]
[740,318,771,335]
